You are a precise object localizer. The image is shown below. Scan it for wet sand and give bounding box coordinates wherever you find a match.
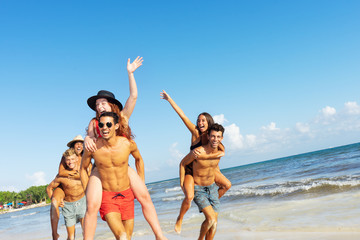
[94,230,360,240]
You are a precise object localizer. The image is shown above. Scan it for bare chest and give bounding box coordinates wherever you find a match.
[93,142,131,169]
[194,159,219,170]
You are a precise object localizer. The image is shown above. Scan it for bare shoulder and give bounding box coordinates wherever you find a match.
[129,139,137,149]
[195,145,206,152]
[115,136,132,147]
[89,118,97,126]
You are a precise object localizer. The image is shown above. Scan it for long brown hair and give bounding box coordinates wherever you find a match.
[196,112,214,134]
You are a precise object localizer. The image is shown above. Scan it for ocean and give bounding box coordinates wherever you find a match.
[1,142,360,239]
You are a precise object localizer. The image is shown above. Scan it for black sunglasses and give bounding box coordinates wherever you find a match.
[98,122,113,128]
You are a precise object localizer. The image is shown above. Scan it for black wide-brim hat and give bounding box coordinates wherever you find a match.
[87,90,123,111]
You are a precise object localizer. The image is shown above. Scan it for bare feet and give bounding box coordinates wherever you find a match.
[174,216,182,234]
[156,235,168,240]
[52,233,59,240]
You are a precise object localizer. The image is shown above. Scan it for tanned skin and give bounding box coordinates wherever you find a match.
[81,115,142,240]
[47,152,91,240]
[180,129,225,240]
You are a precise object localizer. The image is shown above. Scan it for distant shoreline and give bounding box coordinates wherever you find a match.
[0,202,49,215]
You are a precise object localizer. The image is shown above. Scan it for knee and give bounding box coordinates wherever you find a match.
[86,200,100,214]
[206,216,217,227]
[184,193,194,203]
[224,181,232,190]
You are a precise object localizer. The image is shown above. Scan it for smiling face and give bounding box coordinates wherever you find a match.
[99,115,119,140]
[65,154,78,170]
[96,98,112,115]
[197,115,209,133]
[208,130,223,149]
[73,141,83,156]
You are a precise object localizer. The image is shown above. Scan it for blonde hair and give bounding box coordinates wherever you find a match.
[63,148,76,158]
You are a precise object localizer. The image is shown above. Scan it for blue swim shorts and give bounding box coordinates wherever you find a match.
[193,183,220,212]
[62,196,86,227]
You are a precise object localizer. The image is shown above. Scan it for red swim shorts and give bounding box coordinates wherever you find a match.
[99,188,135,221]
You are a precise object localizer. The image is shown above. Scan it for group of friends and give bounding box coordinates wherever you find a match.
[46,56,231,240]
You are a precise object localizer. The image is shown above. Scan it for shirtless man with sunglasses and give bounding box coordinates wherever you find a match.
[80,112,147,240]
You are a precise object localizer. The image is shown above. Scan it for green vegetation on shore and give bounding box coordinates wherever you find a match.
[0,185,50,207]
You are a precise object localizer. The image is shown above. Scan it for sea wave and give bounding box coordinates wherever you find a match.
[225,175,360,198]
[162,195,184,201]
[165,186,182,193]
[10,212,38,218]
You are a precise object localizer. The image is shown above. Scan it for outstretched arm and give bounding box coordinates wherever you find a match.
[160,90,198,136]
[130,140,145,182]
[80,149,92,190]
[122,56,143,120]
[179,152,196,190]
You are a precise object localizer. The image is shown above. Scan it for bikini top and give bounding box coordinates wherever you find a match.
[190,140,202,150]
[95,119,102,138]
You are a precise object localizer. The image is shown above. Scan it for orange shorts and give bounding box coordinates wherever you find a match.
[99,188,135,221]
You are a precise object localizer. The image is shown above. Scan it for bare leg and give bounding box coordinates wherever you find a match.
[175,174,194,234]
[205,212,218,240]
[214,168,231,198]
[198,206,217,240]
[83,168,102,240]
[122,219,134,239]
[128,167,167,240]
[105,212,127,240]
[65,225,76,240]
[79,217,85,237]
[50,187,65,240]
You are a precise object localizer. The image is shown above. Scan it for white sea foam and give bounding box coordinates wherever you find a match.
[226,176,360,197]
[162,195,184,201]
[165,186,181,193]
[10,211,38,218]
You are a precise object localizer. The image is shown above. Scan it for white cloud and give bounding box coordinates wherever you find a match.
[261,122,279,131]
[217,101,360,162]
[25,171,47,186]
[344,101,360,115]
[144,166,160,172]
[0,185,20,192]
[213,114,227,125]
[296,122,310,133]
[223,123,244,150]
[245,134,256,147]
[321,106,336,117]
[167,142,185,167]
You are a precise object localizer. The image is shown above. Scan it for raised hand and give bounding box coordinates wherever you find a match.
[127,56,143,74]
[160,90,171,101]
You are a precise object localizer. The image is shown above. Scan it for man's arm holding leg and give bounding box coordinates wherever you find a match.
[130,140,145,182]
[80,149,92,191]
[46,177,62,199]
[179,152,196,190]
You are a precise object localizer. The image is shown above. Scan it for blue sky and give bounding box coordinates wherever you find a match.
[1,1,360,192]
